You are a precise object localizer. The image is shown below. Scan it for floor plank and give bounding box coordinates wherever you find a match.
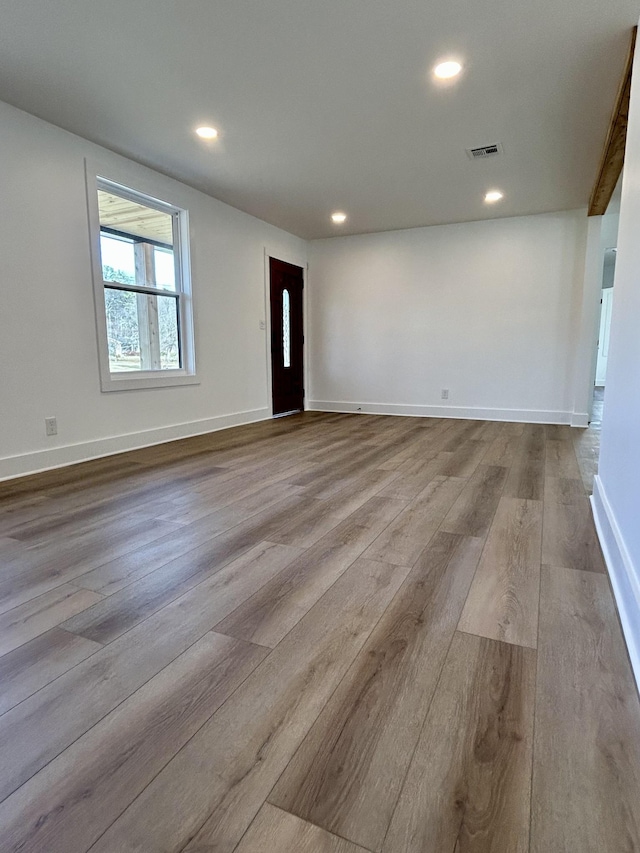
[438,440,490,478]
[0,495,52,537]
[542,496,606,573]
[61,539,302,645]
[544,475,587,505]
[269,533,483,851]
[377,455,448,500]
[0,516,182,615]
[88,557,409,853]
[502,458,545,501]
[530,567,640,851]
[0,540,303,801]
[0,585,103,657]
[482,432,522,467]
[270,469,399,549]
[0,627,102,715]
[363,476,465,567]
[383,631,536,853]
[544,438,581,479]
[215,497,406,648]
[236,804,370,853]
[294,444,408,500]
[544,424,574,441]
[0,632,267,853]
[68,495,294,596]
[144,461,313,524]
[439,463,508,537]
[502,425,545,501]
[457,497,542,648]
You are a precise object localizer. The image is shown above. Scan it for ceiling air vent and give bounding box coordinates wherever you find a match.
[466,143,504,160]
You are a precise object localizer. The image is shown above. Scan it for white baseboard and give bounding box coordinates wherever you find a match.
[308,400,572,424]
[591,475,640,692]
[0,408,271,482]
[571,411,590,427]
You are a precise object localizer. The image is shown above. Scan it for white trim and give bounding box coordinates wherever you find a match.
[0,408,270,482]
[308,400,573,424]
[570,215,609,425]
[85,159,197,392]
[591,475,640,692]
[571,411,590,427]
[262,249,274,418]
[96,371,200,392]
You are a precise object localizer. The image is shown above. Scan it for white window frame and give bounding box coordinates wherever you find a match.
[86,160,197,392]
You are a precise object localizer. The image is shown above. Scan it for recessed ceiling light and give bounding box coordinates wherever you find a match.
[195,126,218,139]
[331,212,347,224]
[484,190,504,203]
[434,60,462,79]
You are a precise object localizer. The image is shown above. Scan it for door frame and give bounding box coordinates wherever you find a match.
[262,247,308,417]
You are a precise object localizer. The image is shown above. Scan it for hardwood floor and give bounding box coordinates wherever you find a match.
[0,411,638,852]
[383,632,536,853]
[457,496,542,649]
[531,567,640,852]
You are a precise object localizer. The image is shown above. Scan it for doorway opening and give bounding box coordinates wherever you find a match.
[590,172,621,429]
[592,271,615,427]
[269,257,304,416]
[573,175,622,494]
[575,175,622,495]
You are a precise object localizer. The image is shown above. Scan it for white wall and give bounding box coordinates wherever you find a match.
[592,33,640,687]
[0,101,307,479]
[308,210,587,422]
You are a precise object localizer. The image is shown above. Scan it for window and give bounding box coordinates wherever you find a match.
[282,288,291,368]
[87,167,196,391]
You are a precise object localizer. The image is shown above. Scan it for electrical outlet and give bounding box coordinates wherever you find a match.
[441,389,449,400]
[45,416,57,436]
[259,320,266,330]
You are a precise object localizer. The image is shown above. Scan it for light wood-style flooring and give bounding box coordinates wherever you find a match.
[1,412,639,852]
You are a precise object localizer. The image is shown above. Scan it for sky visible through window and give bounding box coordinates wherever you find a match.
[101,235,135,281]
[154,248,175,290]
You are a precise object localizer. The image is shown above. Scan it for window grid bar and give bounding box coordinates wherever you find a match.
[104,282,181,299]
[100,226,173,251]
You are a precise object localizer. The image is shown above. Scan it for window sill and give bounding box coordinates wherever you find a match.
[100,371,199,392]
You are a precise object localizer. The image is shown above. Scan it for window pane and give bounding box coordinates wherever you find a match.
[104,287,141,371]
[100,234,136,285]
[98,188,175,291]
[158,294,180,369]
[105,288,180,372]
[282,289,291,368]
[98,189,173,245]
[154,247,176,291]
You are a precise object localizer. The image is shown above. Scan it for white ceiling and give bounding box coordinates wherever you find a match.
[1,0,638,239]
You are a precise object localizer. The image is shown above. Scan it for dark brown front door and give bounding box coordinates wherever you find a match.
[270,257,304,415]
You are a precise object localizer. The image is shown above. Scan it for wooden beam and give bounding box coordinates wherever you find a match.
[589,27,637,216]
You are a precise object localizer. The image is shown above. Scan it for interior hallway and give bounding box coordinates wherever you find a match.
[0,412,639,852]
[573,386,604,494]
